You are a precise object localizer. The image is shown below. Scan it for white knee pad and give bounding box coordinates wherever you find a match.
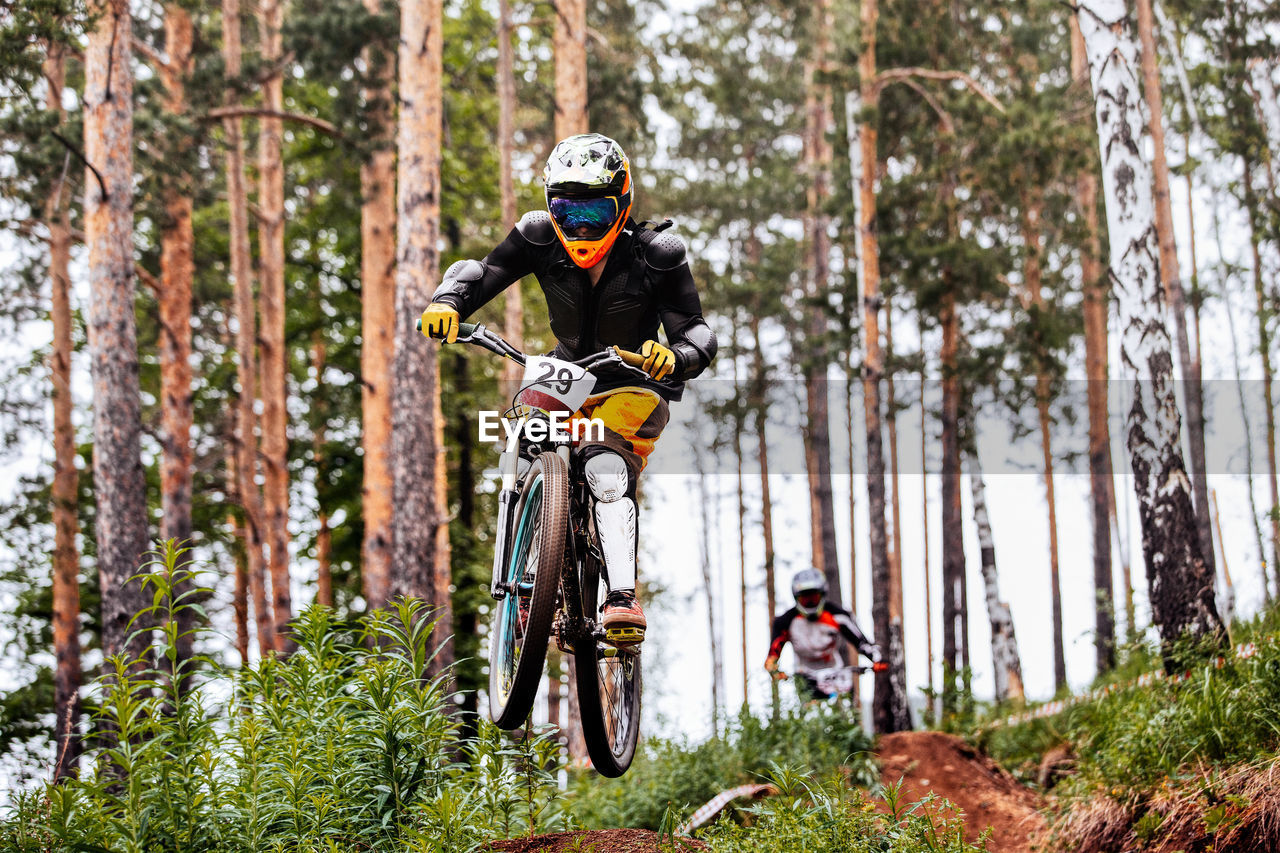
[584,453,636,591]
[584,452,630,503]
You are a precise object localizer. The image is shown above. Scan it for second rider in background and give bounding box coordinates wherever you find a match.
[765,568,887,700]
[420,133,717,645]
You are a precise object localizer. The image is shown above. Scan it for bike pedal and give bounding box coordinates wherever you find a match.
[604,626,645,646]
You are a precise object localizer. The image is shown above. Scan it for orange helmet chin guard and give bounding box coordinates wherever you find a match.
[551,198,633,269]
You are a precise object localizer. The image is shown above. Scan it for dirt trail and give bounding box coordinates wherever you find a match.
[876,731,1046,852]
[488,828,706,852]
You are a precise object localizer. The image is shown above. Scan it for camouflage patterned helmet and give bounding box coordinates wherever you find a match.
[543,133,633,268]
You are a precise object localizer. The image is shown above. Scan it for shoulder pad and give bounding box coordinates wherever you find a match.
[516,210,556,245]
[643,230,687,271]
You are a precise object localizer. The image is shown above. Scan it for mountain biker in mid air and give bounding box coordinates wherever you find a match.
[764,568,886,699]
[419,133,717,646]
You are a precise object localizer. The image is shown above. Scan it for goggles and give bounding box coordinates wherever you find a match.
[796,591,824,608]
[548,195,623,241]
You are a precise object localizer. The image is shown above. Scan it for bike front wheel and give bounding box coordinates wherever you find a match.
[574,553,642,777]
[489,452,569,729]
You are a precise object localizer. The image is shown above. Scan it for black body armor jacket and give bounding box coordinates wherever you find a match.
[430,212,717,401]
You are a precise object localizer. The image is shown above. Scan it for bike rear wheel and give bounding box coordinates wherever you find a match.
[489,452,569,729]
[574,552,642,777]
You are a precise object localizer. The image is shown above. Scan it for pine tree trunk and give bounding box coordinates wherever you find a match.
[258,0,293,654]
[1135,0,1215,581]
[157,4,196,678]
[1022,196,1067,692]
[227,454,249,664]
[360,0,396,612]
[553,0,587,748]
[858,0,910,733]
[46,42,81,780]
[553,0,587,140]
[801,0,841,603]
[939,283,964,714]
[1077,0,1225,664]
[392,0,452,678]
[749,308,779,714]
[223,0,272,659]
[497,0,523,386]
[313,333,332,607]
[843,99,863,710]
[1070,16,1117,673]
[84,0,151,667]
[966,447,1024,702]
[885,301,906,685]
[696,461,721,734]
[734,330,749,706]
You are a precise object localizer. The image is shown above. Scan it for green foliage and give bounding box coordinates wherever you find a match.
[699,767,985,853]
[0,543,571,852]
[567,703,876,831]
[974,610,1280,801]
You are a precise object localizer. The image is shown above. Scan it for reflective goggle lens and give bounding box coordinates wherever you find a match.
[548,196,620,241]
[797,591,823,607]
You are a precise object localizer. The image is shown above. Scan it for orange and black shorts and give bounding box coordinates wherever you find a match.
[571,387,670,485]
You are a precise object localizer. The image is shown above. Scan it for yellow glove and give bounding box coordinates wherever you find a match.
[420,303,459,343]
[640,340,676,381]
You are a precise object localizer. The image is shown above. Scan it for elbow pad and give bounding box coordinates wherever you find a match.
[673,321,718,379]
[431,258,485,306]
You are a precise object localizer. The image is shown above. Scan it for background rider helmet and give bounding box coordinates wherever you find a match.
[791,568,827,619]
[544,133,633,269]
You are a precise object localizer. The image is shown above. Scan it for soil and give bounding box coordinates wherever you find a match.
[487,829,707,853]
[876,731,1047,852]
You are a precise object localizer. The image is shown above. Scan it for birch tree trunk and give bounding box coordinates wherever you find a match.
[553,0,587,140]
[258,0,293,653]
[46,43,81,780]
[1070,16,1117,673]
[966,448,1025,702]
[223,0,273,658]
[84,0,151,666]
[157,4,196,676]
[1076,0,1225,663]
[1135,0,1215,580]
[857,0,910,733]
[392,0,452,678]
[360,0,396,611]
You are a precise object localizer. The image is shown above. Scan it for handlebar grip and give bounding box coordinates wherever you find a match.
[614,347,646,368]
[459,322,477,338]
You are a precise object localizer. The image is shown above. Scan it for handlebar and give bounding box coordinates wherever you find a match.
[417,318,651,379]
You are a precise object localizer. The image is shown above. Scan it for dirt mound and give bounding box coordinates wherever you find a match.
[488,829,706,852]
[876,731,1046,852]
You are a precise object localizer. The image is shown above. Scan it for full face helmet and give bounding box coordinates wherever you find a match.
[791,568,828,619]
[543,133,633,269]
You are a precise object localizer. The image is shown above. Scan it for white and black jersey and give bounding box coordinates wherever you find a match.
[767,603,877,675]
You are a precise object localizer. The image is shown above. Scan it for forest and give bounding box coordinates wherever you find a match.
[1,0,1279,850]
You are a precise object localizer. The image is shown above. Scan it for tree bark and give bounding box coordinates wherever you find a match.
[1135,0,1215,582]
[313,333,333,607]
[360,0,396,612]
[939,283,964,714]
[1077,0,1225,663]
[1070,16,1117,673]
[46,42,82,780]
[497,0,523,386]
[920,377,934,715]
[884,300,905,686]
[84,0,151,667]
[258,0,293,653]
[734,329,749,706]
[1022,195,1066,692]
[966,447,1024,702]
[695,458,722,734]
[157,3,196,677]
[392,0,451,677]
[553,0,587,140]
[224,0,273,659]
[857,0,910,733]
[227,453,249,664]
[1210,490,1235,625]
[749,309,779,714]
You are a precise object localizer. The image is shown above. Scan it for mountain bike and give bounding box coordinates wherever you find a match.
[421,319,650,777]
[777,664,878,704]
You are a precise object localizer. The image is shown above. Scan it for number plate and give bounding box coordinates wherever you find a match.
[518,356,597,414]
[814,667,854,696]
